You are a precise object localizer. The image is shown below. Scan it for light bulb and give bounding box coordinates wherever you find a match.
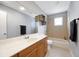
[19,6,25,11]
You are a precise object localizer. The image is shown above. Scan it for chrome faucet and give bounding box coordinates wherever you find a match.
[24,36,29,39]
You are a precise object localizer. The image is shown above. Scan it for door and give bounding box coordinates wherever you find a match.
[0,10,7,39]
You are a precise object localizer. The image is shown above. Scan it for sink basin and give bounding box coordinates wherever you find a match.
[24,35,39,40]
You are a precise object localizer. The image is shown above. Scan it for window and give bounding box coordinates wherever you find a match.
[54,17,63,26]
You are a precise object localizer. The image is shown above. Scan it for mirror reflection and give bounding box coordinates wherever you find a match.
[0,2,46,39]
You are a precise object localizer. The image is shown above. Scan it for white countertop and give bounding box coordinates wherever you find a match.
[0,33,47,57]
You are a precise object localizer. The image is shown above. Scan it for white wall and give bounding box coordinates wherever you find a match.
[0,4,36,38]
[67,2,79,56]
[35,22,46,34]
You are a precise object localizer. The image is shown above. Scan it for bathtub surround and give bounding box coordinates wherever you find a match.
[47,12,68,39]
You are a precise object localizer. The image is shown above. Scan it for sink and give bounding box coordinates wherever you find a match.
[24,36,37,40]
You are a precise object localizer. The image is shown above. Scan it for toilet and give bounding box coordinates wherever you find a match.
[47,40,53,49]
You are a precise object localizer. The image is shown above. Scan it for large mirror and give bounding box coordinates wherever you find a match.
[0,3,46,39]
[0,10,37,39]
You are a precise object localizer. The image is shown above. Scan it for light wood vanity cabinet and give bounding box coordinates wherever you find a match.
[12,37,48,57]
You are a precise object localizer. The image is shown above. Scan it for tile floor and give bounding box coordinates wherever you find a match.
[46,37,73,57]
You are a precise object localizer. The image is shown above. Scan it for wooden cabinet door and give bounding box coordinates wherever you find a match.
[37,40,45,57]
[37,37,48,57]
[27,49,37,57]
[19,48,32,57]
[19,44,37,57]
[44,38,48,55]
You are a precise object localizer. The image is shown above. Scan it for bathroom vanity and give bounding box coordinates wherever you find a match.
[0,33,48,57]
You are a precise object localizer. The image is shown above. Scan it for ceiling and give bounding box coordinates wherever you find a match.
[0,1,71,17]
[34,1,71,15]
[0,1,45,17]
